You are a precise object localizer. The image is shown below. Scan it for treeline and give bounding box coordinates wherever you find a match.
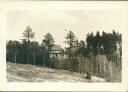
[6,26,52,67]
[60,30,121,81]
[6,40,49,66]
[63,30,122,62]
[6,26,122,81]
[86,30,122,61]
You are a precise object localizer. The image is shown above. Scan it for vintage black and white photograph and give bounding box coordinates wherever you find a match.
[6,10,122,82]
[0,1,128,91]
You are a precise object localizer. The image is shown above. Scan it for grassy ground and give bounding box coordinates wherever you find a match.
[7,62,106,82]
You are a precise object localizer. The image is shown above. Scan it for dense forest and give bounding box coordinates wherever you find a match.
[6,26,122,82]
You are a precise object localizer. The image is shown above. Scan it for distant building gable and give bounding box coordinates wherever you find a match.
[50,45,63,54]
[51,45,63,51]
[50,45,64,59]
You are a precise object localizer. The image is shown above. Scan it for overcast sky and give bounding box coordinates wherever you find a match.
[7,10,123,47]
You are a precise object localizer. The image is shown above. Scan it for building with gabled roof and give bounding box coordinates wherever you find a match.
[49,45,68,59]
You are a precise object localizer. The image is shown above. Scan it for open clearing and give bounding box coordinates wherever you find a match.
[7,62,106,82]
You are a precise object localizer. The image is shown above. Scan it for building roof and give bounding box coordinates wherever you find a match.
[51,45,63,51]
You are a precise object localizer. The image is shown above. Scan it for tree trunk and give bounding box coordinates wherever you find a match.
[44,49,45,67]
[14,53,17,64]
[28,53,29,64]
[48,49,51,68]
[69,47,71,71]
[27,40,30,64]
[33,50,35,65]
[68,54,71,71]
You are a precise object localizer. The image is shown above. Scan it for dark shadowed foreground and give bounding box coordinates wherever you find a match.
[7,62,106,82]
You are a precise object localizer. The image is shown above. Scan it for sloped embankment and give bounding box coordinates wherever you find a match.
[6,62,106,82]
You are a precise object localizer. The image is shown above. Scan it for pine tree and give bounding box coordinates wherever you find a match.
[23,26,34,64]
[65,30,76,71]
[23,26,34,43]
[42,33,54,68]
[86,32,94,53]
[65,31,76,48]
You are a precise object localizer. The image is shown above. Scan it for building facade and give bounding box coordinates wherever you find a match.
[49,45,68,59]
